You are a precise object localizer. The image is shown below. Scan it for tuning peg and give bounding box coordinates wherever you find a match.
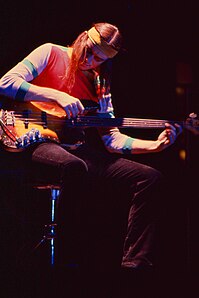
[189,112,197,118]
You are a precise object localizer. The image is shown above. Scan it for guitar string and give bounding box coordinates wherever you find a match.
[13,116,181,128]
[5,112,185,128]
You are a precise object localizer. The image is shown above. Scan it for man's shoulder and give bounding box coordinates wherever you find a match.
[43,42,68,52]
[34,43,68,54]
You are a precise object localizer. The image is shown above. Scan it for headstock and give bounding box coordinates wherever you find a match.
[185,113,199,135]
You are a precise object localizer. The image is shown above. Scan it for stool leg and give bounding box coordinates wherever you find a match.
[49,188,60,266]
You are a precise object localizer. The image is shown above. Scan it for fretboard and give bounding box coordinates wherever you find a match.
[63,116,183,129]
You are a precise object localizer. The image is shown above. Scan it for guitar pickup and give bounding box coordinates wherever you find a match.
[24,119,29,129]
[23,110,31,129]
[41,111,48,129]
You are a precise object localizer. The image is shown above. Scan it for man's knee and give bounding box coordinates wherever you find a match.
[143,166,163,185]
[62,156,88,177]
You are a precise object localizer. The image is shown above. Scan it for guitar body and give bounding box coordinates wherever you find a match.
[30,101,66,118]
[0,108,60,152]
[0,99,98,152]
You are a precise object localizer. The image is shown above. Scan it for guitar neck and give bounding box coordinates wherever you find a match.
[64,116,184,129]
[12,111,185,129]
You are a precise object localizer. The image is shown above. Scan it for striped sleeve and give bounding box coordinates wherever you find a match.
[98,112,135,154]
[0,43,52,100]
[102,129,135,154]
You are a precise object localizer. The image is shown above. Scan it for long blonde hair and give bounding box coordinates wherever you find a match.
[65,22,122,94]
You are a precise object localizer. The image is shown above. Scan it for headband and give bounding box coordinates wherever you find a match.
[87,27,118,58]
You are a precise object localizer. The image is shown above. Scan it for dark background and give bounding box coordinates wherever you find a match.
[0,0,197,115]
[0,0,199,297]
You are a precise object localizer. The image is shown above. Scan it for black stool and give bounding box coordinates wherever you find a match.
[31,184,60,267]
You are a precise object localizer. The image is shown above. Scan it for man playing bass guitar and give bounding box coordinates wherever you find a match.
[0,22,182,296]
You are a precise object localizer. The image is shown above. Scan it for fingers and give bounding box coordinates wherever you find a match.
[76,100,85,113]
[64,99,85,118]
[100,95,108,112]
[165,122,182,136]
[174,123,183,136]
[166,130,176,144]
[98,93,112,113]
[164,122,182,144]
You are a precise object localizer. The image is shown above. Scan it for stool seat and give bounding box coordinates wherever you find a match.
[33,184,61,190]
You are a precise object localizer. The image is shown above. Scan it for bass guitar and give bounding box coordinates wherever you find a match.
[0,108,198,152]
